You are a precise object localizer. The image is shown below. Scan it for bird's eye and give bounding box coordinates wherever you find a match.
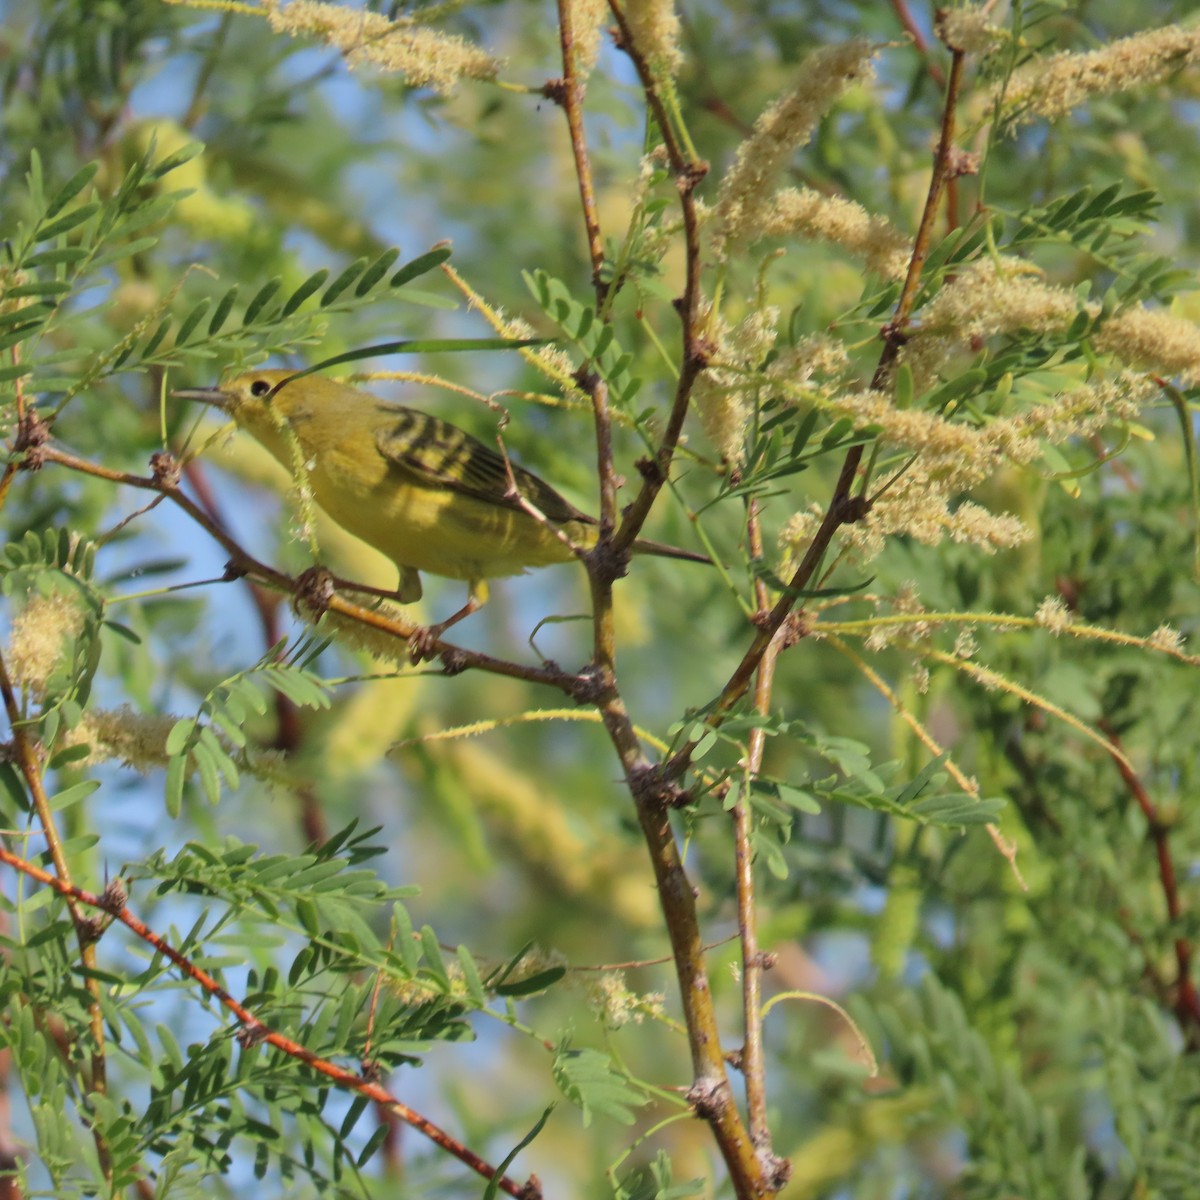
[249,379,272,398]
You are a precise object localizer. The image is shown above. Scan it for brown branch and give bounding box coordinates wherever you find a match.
[549,0,608,304]
[605,0,708,559]
[37,444,588,695]
[0,651,112,1183]
[1101,722,1200,1046]
[0,844,540,1199]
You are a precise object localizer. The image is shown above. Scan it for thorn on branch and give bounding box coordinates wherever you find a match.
[518,1175,544,1200]
[541,77,568,106]
[98,877,128,914]
[14,408,50,470]
[150,450,182,489]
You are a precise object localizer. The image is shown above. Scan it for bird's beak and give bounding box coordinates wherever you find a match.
[171,386,229,409]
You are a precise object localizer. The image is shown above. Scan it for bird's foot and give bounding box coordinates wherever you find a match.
[407,622,445,665]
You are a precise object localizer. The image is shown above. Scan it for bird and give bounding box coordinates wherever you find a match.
[173,369,707,641]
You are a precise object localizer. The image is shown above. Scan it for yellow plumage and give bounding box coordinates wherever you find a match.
[174,370,704,621]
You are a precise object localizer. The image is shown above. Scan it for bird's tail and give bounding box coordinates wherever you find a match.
[632,537,711,565]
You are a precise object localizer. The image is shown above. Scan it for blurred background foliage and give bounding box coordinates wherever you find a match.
[0,0,1198,1196]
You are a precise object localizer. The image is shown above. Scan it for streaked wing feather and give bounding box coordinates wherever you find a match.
[374,405,587,525]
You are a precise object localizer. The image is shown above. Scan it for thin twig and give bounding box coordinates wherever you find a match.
[735,500,783,1162]
[605,0,708,559]
[551,0,608,302]
[1101,722,1200,1046]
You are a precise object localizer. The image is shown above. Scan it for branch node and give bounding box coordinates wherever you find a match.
[236,1019,269,1050]
[294,565,335,617]
[629,762,686,810]
[586,537,631,585]
[834,493,872,525]
[567,663,610,705]
[573,365,599,393]
[98,877,128,914]
[150,450,182,489]
[944,146,980,179]
[518,1175,544,1200]
[686,1073,731,1119]
[676,160,710,195]
[757,1147,793,1192]
[14,408,50,470]
[76,914,106,947]
[437,647,470,676]
[541,77,568,106]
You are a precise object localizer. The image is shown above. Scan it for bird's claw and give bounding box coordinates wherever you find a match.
[407,623,444,664]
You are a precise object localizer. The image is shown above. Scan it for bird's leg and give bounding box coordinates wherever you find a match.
[408,580,489,664]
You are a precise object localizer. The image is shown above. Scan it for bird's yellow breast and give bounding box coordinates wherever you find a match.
[236,393,586,585]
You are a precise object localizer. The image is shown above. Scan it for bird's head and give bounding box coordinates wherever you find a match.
[172,368,301,422]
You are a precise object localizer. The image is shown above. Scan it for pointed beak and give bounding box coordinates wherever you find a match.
[171,386,229,410]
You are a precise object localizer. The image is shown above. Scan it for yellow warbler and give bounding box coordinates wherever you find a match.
[174,370,706,629]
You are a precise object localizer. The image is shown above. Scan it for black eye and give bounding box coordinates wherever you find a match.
[249,379,272,398]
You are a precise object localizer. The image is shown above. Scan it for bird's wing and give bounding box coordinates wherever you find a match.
[373,405,589,526]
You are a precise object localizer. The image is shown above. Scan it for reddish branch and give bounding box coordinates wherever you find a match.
[0,650,112,1182]
[1101,723,1200,1044]
[0,844,539,1199]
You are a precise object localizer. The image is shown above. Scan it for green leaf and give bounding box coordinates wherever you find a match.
[494,966,565,997]
[208,285,239,335]
[482,1107,553,1200]
[164,754,186,819]
[354,247,402,296]
[146,141,204,181]
[390,245,453,289]
[175,298,212,345]
[456,944,487,1007]
[243,278,282,325]
[281,270,328,317]
[35,202,100,241]
[44,163,99,219]
[552,1043,644,1126]
[320,258,368,307]
[48,780,100,813]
